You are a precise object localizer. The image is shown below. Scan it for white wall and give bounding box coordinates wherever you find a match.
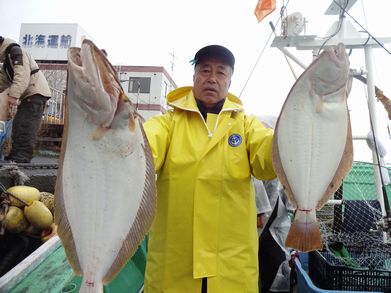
[19,23,91,61]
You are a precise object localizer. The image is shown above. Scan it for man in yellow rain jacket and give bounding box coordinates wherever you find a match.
[143,45,276,293]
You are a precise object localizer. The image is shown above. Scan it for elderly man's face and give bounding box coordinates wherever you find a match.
[193,58,232,109]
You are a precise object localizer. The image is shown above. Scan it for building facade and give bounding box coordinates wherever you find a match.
[38,63,176,122]
[115,65,176,120]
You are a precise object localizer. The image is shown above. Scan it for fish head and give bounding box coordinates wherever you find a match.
[311,43,350,97]
[67,39,136,132]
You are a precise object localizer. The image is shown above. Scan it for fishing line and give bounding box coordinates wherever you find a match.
[239,0,291,97]
[238,26,275,98]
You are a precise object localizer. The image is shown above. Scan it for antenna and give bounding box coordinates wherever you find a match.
[168,51,177,76]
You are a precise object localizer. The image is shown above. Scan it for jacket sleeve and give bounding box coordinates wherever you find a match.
[245,114,276,180]
[143,112,173,172]
[8,50,31,99]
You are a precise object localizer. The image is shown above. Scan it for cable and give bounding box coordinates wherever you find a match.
[239,0,291,97]
[332,0,391,55]
[316,0,350,55]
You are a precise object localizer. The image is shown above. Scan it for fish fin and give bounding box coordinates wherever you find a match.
[272,126,298,207]
[285,210,323,252]
[128,113,136,132]
[128,110,145,132]
[54,181,83,275]
[314,93,324,113]
[92,126,109,140]
[54,95,83,276]
[316,98,324,113]
[134,111,146,123]
[317,112,353,209]
[102,118,156,283]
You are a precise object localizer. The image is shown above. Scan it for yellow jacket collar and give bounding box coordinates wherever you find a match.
[167,86,244,112]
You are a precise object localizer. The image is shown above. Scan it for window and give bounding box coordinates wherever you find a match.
[128,77,151,94]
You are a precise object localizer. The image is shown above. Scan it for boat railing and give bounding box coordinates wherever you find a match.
[42,87,65,125]
[7,87,65,125]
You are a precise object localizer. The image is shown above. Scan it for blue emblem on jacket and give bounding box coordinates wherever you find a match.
[228,134,242,147]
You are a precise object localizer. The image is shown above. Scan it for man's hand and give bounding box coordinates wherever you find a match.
[257,213,265,229]
[7,95,19,106]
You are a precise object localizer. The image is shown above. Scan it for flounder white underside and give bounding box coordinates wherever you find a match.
[276,85,348,210]
[61,112,146,281]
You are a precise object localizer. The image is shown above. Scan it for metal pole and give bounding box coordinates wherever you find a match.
[364,45,387,217]
[275,46,307,70]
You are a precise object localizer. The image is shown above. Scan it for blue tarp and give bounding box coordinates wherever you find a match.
[0,119,12,159]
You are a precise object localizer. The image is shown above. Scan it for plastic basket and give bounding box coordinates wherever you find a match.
[308,248,391,292]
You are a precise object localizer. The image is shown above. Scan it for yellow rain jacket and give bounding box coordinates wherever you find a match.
[143,87,276,293]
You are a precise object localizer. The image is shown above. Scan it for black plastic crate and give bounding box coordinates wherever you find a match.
[308,247,391,292]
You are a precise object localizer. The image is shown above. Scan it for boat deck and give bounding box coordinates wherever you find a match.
[0,236,147,293]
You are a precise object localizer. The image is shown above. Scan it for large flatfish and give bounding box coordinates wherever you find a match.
[55,39,156,292]
[272,43,353,252]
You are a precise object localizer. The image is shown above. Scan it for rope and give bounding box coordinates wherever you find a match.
[0,165,30,186]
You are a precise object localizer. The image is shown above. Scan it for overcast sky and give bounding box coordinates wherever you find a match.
[1,0,391,162]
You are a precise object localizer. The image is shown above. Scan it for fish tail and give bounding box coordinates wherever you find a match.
[79,277,104,293]
[285,210,323,252]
